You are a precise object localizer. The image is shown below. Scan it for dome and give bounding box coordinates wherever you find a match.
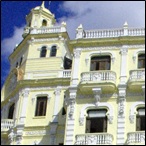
[33,6,52,15]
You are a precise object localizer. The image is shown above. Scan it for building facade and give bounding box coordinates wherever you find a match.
[1,2,145,145]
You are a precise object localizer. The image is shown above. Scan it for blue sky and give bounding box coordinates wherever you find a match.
[1,1,145,88]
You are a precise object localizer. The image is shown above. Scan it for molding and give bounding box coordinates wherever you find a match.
[25,130,49,136]
[79,102,113,126]
[85,51,116,65]
[32,38,59,43]
[129,101,145,123]
[78,93,118,99]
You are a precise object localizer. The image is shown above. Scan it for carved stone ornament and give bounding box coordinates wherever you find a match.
[118,98,125,116]
[73,49,81,58]
[69,99,76,118]
[79,117,84,126]
[129,115,134,123]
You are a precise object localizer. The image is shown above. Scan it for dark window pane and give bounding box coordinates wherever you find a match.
[8,103,15,119]
[50,46,57,57]
[91,56,111,71]
[35,97,47,116]
[40,47,47,57]
[138,54,145,68]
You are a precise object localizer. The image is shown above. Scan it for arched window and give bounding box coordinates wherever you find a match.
[42,19,47,27]
[138,54,145,69]
[8,103,15,119]
[90,56,111,71]
[136,107,145,131]
[86,109,107,133]
[50,46,57,57]
[40,46,47,57]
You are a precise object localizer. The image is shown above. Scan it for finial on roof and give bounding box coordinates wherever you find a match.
[41,1,45,8]
[123,21,128,27]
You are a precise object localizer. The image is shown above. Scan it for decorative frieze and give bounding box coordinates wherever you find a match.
[25,130,49,136]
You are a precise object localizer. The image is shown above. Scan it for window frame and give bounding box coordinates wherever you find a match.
[90,56,111,71]
[35,96,47,117]
[136,107,145,131]
[86,109,108,133]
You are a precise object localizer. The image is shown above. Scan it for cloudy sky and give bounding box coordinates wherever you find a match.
[1,1,145,87]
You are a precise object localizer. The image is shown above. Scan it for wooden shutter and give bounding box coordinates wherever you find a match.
[86,119,91,133]
[136,116,140,131]
[99,61,106,70]
[103,117,107,132]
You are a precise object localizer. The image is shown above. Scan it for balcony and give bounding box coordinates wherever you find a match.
[79,71,116,93]
[1,119,14,132]
[127,131,145,145]
[75,133,113,145]
[128,69,145,91]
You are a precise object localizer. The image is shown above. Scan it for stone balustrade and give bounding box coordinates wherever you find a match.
[75,133,113,145]
[76,27,145,39]
[129,69,145,82]
[81,71,116,83]
[1,119,14,131]
[30,26,66,34]
[59,70,71,78]
[127,131,145,144]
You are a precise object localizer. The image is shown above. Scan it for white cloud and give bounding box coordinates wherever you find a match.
[1,26,24,58]
[58,1,145,39]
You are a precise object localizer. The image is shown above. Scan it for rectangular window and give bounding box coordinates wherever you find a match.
[138,54,145,69]
[136,108,145,131]
[91,56,110,71]
[86,109,107,133]
[35,97,47,116]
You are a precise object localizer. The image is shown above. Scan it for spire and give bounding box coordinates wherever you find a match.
[41,1,45,8]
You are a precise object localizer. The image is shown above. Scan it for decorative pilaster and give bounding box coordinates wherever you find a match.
[49,123,58,145]
[120,45,128,83]
[65,87,77,145]
[52,86,61,123]
[92,88,102,107]
[72,49,81,86]
[116,85,126,145]
[19,88,29,124]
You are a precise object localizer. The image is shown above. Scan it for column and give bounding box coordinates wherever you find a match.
[65,87,77,145]
[52,86,61,123]
[50,86,61,145]
[16,88,29,145]
[19,88,29,124]
[72,49,81,86]
[120,45,128,83]
[116,46,128,145]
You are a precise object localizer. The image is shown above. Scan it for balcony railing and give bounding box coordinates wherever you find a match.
[1,119,14,131]
[129,69,145,82]
[127,131,145,144]
[81,71,116,83]
[75,133,113,145]
[59,70,71,78]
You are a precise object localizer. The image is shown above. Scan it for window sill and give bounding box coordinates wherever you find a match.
[33,116,46,119]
